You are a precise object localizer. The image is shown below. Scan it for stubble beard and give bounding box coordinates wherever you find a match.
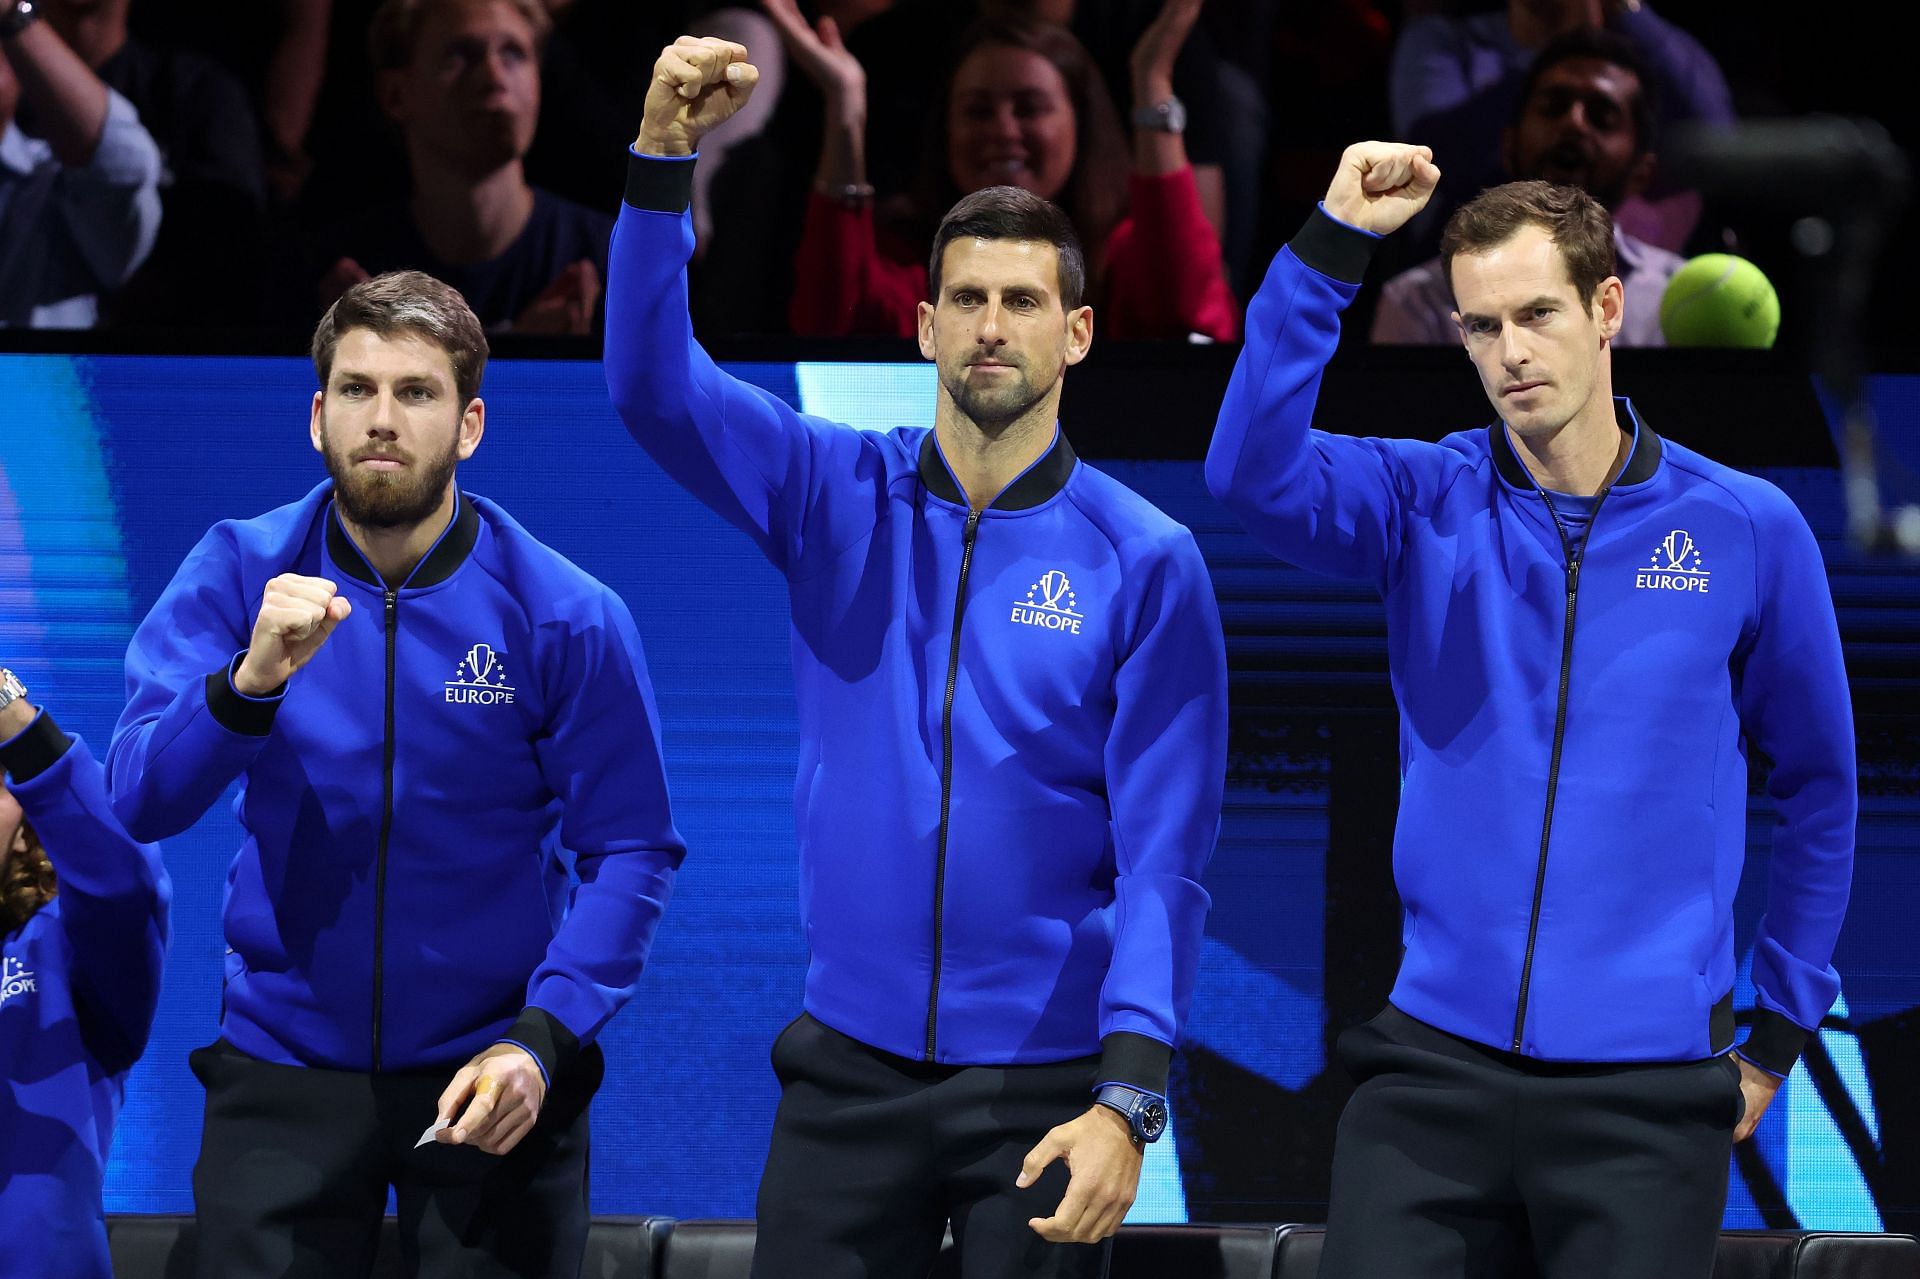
[943,357,1053,434]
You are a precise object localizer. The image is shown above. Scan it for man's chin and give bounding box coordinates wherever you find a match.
[335,474,444,529]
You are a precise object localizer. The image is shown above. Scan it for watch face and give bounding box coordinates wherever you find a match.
[1138,1098,1169,1140]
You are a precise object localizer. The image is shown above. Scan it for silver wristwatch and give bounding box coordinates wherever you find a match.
[0,0,43,41]
[0,668,26,711]
[1131,95,1187,134]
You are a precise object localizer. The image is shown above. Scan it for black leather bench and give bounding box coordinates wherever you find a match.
[105,1214,671,1279]
[105,1215,1918,1278]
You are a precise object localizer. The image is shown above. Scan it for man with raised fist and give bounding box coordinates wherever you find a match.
[107,270,686,1279]
[1206,144,1855,1277]
[607,34,1226,1279]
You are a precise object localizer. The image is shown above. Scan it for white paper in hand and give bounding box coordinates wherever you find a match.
[415,1117,451,1149]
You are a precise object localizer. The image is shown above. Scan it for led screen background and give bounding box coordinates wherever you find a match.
[0,353,1913,1231]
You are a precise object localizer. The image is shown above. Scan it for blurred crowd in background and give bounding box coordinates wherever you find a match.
[0,0,1910,358]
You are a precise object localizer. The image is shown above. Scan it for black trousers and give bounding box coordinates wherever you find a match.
[189,1038,599,1279]
[752,1013,1112,1279]
[1319,1005,1742,1279]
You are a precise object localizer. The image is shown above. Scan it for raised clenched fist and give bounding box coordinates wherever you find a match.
[1322,142,1442,237]
[234,574,351,696]
[636,36,761,158]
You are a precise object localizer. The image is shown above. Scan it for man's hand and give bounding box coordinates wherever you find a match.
[1734,1055,1784,1143]
[1018,1105,1144,1244]
[234,574,350,696]
[636,36,760,158]
[1322,142,1441,237]
[513,259,600,335]
[436,1043,547,1157]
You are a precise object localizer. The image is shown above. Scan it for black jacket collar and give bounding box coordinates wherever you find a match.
[1490,397,1661,491]
[326,489,480,590]
[918,427,1077,512]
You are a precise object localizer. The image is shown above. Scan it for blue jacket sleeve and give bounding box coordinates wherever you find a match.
[496,586,687,1086]
[106,523,285,842]
[3,713,171,1074]
[1729,489,1856,1078]
[1204,208,1418,588]
[1095,530,1227,1096]
[604,151,881,576]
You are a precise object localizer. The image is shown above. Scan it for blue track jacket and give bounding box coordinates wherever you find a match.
[106,488,683,1082]
[1206,208,1855,1075]
[2,713,170,1279]
[606,153,1226,1094]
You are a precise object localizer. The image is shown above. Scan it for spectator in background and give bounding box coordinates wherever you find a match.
[772,0,1238,341]
[316,0,612,334]
[1390,0,1731,252]
[0,0,159,328]
[1374,28,1682,346]
[36,0,265,328]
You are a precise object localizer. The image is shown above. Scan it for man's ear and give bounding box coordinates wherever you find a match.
[1593,275,1625,342]
[917,300,937,362]
[1063,305,1093,366]
[310,390,326,454]
[457,399,486,461]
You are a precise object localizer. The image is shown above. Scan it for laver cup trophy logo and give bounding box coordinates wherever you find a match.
[1012,569,1085,634]
[446,642,518,704]
[1635,529,1711,594]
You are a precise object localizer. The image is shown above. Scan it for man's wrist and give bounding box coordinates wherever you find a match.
[0,700,34,738]
[1089,1103,1133,1139]
[231,656,278,697]
[634,129,695,158]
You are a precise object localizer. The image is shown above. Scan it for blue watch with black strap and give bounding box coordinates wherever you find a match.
[1093,1083,1169,1144]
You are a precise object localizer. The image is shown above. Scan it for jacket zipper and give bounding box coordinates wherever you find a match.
[373,587,397,1070]
[1510,488,1607,1053]
[927,508,982,1060]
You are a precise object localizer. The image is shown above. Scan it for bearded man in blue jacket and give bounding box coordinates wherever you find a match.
[604,36,1227,1279]
[106,271,686,1279]
[1207,143,1855,1278]
[2,673,171,1279]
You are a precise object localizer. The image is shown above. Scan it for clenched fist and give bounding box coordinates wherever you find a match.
[636,36,761,158]
[1323,142,1442,237]
[234,574,351,696]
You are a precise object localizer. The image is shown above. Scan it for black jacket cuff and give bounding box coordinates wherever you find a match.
[1096,1031,1172,1097]
[1739,1007,1812,1078]
[0,710,71,782]
[625,150,697,214]
[498,1007,580,1088]
[1290,205,1381,286]
[205,654,283,737]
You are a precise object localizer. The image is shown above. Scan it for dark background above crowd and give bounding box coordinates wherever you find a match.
[3,0,1912,370]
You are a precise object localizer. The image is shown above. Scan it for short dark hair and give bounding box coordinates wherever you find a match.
[369,0,552,72]
[312,271,490,404]
[928,186,1087,309]
[1516,28,1659,156]
[1441,180,1617,306]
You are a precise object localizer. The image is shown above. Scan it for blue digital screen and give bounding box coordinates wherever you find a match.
[1,354,1913,1231]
